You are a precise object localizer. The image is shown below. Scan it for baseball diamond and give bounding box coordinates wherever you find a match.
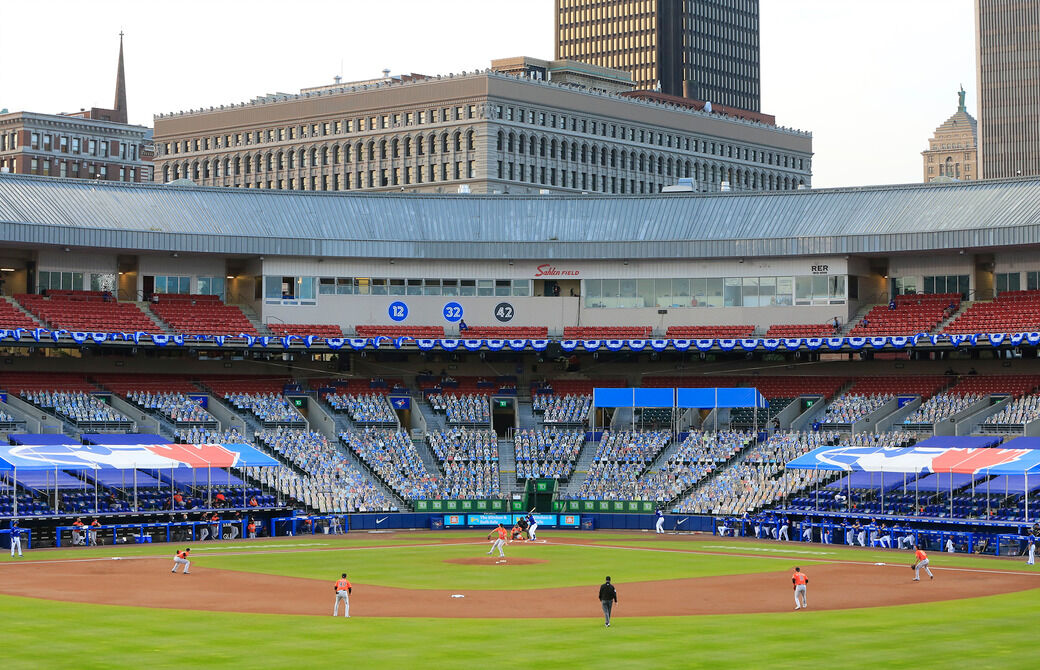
[1,530,1037,668]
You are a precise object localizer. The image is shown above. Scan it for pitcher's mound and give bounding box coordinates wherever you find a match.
[445,557,548,566]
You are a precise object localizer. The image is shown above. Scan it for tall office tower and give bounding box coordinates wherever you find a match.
[975,0,1040,178]
[555,0,760,111]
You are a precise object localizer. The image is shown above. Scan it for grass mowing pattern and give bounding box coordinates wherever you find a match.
[3,589,1035,669]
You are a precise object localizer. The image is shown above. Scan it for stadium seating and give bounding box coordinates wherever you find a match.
[944,290,1040,334]
[21,390,132,425]
[0,298,40,329]
[341,429,441,499]
[354,325,444,338]
[628,430,755,503]
[429,393,490,423]
[459,326,548,338]
[562,326,652,339]
[16,292,161,333]
[764,324,837,337]
[252,428,391,512]
[573,430,671,500]
[326,393,398,424]
[268,323,344,338]
[902,392,982,425]
[199,376,294,395]
[675,431,837,514]
[532,393,591,424]
[94,374,200,395]
[665,325,755,338]
[984,394,1040,426]
[844,376,949,400]
[224,392,304,425]
[513,428,584,479]
[426,428,500,498]
[149,295,257,336]
[0,372,96,393]
[849,294,959,336]
[126,391,217,425]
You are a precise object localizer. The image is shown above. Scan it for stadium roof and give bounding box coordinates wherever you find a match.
[1,173,1039,260]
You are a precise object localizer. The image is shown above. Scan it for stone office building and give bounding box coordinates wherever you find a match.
[152,66,811,196]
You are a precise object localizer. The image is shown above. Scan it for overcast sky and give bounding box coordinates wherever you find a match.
[0,0,975,188]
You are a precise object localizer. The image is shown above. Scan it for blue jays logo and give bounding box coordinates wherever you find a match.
[810,446,947,472]
[391,397,411,410]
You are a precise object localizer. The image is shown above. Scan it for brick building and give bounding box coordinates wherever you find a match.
[0,34,152,183]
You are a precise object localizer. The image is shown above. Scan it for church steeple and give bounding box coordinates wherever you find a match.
[112,31,127,124]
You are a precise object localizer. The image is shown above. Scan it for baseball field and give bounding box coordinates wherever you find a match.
[1,530,1035,669]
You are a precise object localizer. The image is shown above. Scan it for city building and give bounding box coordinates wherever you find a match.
[0,34,152,183]
[975,0,1040,178]
[922,88,977,183]
[555,0,760,111]
[153,67,809,195]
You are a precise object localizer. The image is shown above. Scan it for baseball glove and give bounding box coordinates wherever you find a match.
[910,563,917,571]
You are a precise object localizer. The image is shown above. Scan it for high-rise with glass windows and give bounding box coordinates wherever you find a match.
[975,0,1040,178]
[555,0,760,111]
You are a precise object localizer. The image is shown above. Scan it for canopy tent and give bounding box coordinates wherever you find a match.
[0,434,279,517]
[978,475,1040,495]
[826,471,915,492]
[788,444,1040,521]
[910,472,989,492]
[786,446,1040,475]
[0,439,278,471]
[1001,437,1040,450]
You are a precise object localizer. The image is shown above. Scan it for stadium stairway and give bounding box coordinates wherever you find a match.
[935,301,972,333]
[496,437,518,496]
[237,303,272,336]
[843,303,876,334]
[135,301,176,334]
[412,438,445,478]
[332,437,408,512]
[516,400,540,429]
[559,438,600,497]
[416,398,449,433]
[1,296,43,327]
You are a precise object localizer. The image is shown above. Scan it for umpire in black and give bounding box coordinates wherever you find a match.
[598,576,617,626]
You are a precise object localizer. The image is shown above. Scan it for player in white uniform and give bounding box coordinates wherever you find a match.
[171,548,191,574]
[527,513,538,541]
[9,520,23,557]
[1026,536,1035,565]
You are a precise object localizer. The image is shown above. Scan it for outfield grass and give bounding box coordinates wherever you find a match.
[3,588,1035,670]
[3,532,1036,669]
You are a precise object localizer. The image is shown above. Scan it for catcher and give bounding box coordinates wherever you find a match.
[911,545,934,581]
[510,524,524,542]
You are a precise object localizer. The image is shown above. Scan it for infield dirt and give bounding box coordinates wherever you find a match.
[1,536,1035,618]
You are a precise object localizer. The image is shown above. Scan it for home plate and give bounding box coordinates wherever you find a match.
[450,594,465,598]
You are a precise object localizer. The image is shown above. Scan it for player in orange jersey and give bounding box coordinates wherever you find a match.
[912,545,933,581]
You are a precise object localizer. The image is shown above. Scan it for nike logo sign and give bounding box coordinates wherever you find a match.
[376,516,388,523]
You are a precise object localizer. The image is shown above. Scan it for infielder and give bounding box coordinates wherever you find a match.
[333,573,352,617]
[654,508,665,534]
[912,545,933,581]
[527,512,538,541]
[171,548,191,574]
[792,567,808,610]
[486,523,507,560]
[9,520,23,557]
